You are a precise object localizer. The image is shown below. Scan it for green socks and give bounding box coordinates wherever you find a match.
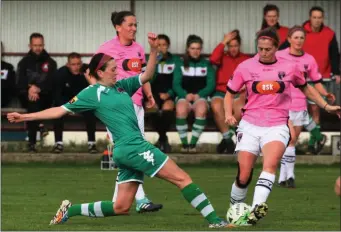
[190,117,206,146]
[176,118,188,145]
[181,183,221,224]
[68,201,115,217]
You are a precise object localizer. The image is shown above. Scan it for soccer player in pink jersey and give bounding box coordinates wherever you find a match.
[94,11,162,213]
[224,27,340,227]
[276,26,336,188]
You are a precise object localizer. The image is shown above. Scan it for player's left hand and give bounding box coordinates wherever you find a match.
[145,95,155,108]
[147,33,159,51]
[326,93,336,104]
[7,112,25,123]
[325,104,341,118]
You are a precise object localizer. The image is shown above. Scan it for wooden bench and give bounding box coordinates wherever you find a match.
[1,107,339,133]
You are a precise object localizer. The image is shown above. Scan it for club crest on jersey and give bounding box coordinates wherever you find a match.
[278,71,286,80]
[41,62,49,72]
[304,64,308,71]
[168,66,173,71]
[252,81,285,95]
[137,52,141,57]
[117,87,125,93]
[69,96,78,104]
[237,133,243,142]
[201,69,206,74]
[122,58,142,72]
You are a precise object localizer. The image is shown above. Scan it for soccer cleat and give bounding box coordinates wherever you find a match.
[287,178,296,188]
[52,143,64,154]
[88,144,98,154]
[136,198,163,213]
[49,200,72,225]
[180,144,189,153]
[188,144,197,154]
[208,220,229,228]
[247,202,268,225]
[315,134,327,154]
[216,138,229,154]
[278,181,287,187]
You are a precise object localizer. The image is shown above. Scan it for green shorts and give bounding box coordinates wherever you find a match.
[307,80,333,105]
[113,139,169,184]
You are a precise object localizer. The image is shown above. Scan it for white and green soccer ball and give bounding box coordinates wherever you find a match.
[226,203,251,224]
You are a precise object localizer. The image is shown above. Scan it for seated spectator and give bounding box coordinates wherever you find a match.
[256,4,288,51]
[209,30,250,154]
[52,52,98,154]
[1,42,16,108]
[16,33,57,152]
[173,35,215,153]
[149,34,180,153]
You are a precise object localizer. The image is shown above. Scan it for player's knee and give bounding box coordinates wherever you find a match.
[195,103,208,117]
[113,202,130,215]
[210,99,222,113]
[235,163,253,188]
[176,102,188,116]
[162,100,175,111]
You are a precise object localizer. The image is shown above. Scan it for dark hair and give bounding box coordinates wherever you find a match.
[29,32,44,43]
[229,29,242,45]
[256,27,280,48]
[67,52,81,61]
[184,34,203,68]
[111,11,135,35]
[261,4,280,30]
[157,34,171,45]
[287,25,306,38]
[88,53,114,80]
[309,6,324,16]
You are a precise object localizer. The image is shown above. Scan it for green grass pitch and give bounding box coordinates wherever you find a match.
[1,162,340,230]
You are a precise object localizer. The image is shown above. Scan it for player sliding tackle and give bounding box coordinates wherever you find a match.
[7,33,229,229]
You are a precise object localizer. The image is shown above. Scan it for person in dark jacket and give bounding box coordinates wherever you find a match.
[52,52,97,154]
[149,34,180,153]
[1,42,16,108]
[17,33,57,152]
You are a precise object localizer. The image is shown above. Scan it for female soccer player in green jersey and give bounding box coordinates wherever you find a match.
[7,33,229,229]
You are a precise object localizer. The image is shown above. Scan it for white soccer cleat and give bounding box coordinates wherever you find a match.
[49,200,72,225]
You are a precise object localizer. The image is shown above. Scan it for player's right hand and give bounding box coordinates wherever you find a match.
[225,114,237,126]
[147,33,158,50]
[7,112,24,123]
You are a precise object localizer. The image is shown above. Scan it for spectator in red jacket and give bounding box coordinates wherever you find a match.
[303,6,340,154]
[256,4,288,51]
[209,30,249,154]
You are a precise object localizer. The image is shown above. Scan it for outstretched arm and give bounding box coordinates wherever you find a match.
[8,107,68,123]
[140,33,159,85]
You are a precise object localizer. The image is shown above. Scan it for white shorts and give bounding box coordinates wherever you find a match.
[133,104,145,138]
[235,119,290,156]
[289,110,309,126]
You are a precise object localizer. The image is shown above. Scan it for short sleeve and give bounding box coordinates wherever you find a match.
[117,75,142,96]
[226,66,246,94]
[292,64,307,88]
[309,58,323,83]
[62,86,98,113]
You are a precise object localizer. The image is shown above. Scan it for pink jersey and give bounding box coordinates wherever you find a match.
[96,36,146,106]
[227,57,307,127]
[276,48,322,111]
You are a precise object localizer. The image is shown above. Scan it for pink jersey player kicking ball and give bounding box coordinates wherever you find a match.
[223,27,340,227]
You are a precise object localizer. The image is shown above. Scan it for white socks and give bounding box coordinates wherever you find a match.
[230,182,248,207]
[285,146,296,179]
[252,171,275,209]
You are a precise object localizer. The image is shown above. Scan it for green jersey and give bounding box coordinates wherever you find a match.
[62,75,142,147]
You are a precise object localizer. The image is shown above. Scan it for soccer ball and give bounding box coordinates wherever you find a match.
[226,203,251,224]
